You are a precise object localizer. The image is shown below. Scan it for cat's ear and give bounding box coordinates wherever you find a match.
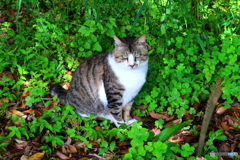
[113,35,124,47]
[136,34,147,46]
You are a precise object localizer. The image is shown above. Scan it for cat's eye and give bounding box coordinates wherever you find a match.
[135,55,140,58]
[122,55,128,59]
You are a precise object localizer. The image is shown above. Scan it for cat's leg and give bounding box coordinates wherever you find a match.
[123,101,137,125]
[123,101,133,122]
[106,93,125,124]
[107,106,125,127]
[103,75,125,126]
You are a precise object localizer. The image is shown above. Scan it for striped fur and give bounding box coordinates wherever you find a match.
[50,34,148,127]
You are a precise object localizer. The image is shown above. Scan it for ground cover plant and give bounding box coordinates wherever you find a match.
[0,0,240,159]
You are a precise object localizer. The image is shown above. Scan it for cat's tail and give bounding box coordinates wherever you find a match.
[50,84,68,103]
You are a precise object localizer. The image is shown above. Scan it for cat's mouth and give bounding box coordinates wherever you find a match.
[128,64,138,68]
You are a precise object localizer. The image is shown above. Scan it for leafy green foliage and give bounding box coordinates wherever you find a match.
[200,129,228,159]
[0,136,9,152]
[205,129,227,152]
[0,76,18,100]
[172,143,195,157]
[128,123,149,147]
[124,120,193,159]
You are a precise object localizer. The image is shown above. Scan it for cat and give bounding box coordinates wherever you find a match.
[50,34,148,127]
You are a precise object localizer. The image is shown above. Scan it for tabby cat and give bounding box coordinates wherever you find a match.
[50,34,148,127]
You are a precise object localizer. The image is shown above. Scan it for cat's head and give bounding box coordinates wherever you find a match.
[112,34,148,69]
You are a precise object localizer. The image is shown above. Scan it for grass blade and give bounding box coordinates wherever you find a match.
[129,0,148,33]
[153,120,192,142]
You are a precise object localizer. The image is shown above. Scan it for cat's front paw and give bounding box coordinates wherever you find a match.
[126,118,138,125]
[113,120,125,128]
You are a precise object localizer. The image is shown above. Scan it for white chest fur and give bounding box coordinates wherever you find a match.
[107,54,148,107]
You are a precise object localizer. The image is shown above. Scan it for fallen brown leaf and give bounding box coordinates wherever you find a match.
[41,101,59,111]
[78,157,91,160]
[28,152,45,160]
[65,136,72,145]
[94,126,102,131]
[221,121,230,130]
[118,141,130,147]
[148,111,175,121]
[224,130,234,139]
[21,91,30,98]
[102,151,115,160]
[168,136,184,143]
[0,71,15,80]
[20,155,29,160]
[66,145,77,153]
[8,108,25,116]
[56,151,69,159]
[219,142,231,152]
[216,106,227,115]
[23,109,42,116]
[131,114,152,122]
[62,145,68,154]
[24,145,32,156]
[14,141,28,149]
[66,71,72,76]
[0,98,9,105]
[149,127,161,136]
[63,82,70,90]
[75,141,87,148]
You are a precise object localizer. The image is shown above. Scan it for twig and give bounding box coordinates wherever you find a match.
[89,153,108,160]
[196,77,224,157]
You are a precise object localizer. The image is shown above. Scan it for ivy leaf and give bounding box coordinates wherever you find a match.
[145,142,153,152]
[161,24,166,35]
[16,64,29,75]
[137,146,146,156]
[93,42,102,52]
[215,129,224,136]
[181,143,195,157]
[149,101,157,111]
[176,36,183,44]
[101,139,108,147]
[216,135,227,141]
[99,148,108,155]
[145,95,151,103]
[84,41,91,49]
[152,141,167,158]
[128,124,149,147]
[176,107,185,118]
[109,141,116,151]
[150,88,160,98]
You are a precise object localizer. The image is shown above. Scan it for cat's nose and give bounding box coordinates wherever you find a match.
[129,64,135,68]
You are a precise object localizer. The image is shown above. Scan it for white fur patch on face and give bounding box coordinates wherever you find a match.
[128,54,134,66]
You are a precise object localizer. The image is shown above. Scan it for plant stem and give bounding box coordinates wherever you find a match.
[196,77,224,157]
